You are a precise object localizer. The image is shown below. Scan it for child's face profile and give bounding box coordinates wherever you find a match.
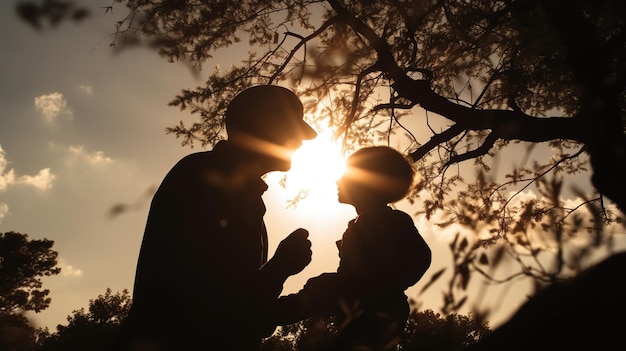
[336,156,385,208]
[336,165,361,206]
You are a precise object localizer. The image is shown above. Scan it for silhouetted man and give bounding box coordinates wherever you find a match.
[116,85,317,351]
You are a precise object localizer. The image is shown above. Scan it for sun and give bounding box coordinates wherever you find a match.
[290,129,346,190]
[269,129,347,209]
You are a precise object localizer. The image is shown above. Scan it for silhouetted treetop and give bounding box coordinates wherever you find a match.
[0,232,60,314]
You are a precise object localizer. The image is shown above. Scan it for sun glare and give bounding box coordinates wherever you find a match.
[291,130,346,187]
[277,129,347,208]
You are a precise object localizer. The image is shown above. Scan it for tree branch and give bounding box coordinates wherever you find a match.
[409,123,465,162]
[270,15,341,82]
[327,0,590,158]
[445,132,498,167]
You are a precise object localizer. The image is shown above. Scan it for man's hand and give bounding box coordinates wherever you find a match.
[272,228,312,276]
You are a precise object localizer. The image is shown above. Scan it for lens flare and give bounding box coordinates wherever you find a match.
[275,129,347,209]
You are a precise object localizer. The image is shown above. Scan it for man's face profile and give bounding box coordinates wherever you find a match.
[225,85,317,172]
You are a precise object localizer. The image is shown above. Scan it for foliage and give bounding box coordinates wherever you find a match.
[0,232,60,315]
[0,313,39,351]
[25,288,487,351]
[261,309,490,351]
[263,316,340,351]
[467,251,626,350]
[36,288,131,351]
[15,0,90,30]
[0,231,59,350]
[399,309,490,351]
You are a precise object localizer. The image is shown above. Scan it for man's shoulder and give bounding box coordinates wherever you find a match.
[166,151,213,174]
[179,149,215,162]
[158,148,222,188]
[173,142,228,168]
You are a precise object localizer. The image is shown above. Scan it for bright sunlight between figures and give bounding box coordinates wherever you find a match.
[289,129,346,192]
[267,128,348,211]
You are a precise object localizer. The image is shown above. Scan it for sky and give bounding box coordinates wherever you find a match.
[3,0,621,334]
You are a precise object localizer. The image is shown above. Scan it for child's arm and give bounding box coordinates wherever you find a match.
[273,272,342,325]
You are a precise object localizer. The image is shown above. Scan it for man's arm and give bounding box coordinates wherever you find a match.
[249,228,312,336]
[257,228,312,297]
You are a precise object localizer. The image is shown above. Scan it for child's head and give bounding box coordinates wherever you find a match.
[338,146,415,207]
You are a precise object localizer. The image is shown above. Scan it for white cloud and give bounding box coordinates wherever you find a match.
[0,145,56,191]
[58,258,83,277]
[0,167,16,192]
[79,85,93,96]
[68,145,113,165]
[34,92,73,122]
[17,168,55,190]
[0,203,8,223]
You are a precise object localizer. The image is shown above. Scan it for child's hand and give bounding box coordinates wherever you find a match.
[302,272,339,296]
[299,272,340,313]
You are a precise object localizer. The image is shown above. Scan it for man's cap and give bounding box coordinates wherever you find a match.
[225,85,317,141]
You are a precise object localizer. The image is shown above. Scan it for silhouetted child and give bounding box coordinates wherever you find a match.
[277,146,432,350]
